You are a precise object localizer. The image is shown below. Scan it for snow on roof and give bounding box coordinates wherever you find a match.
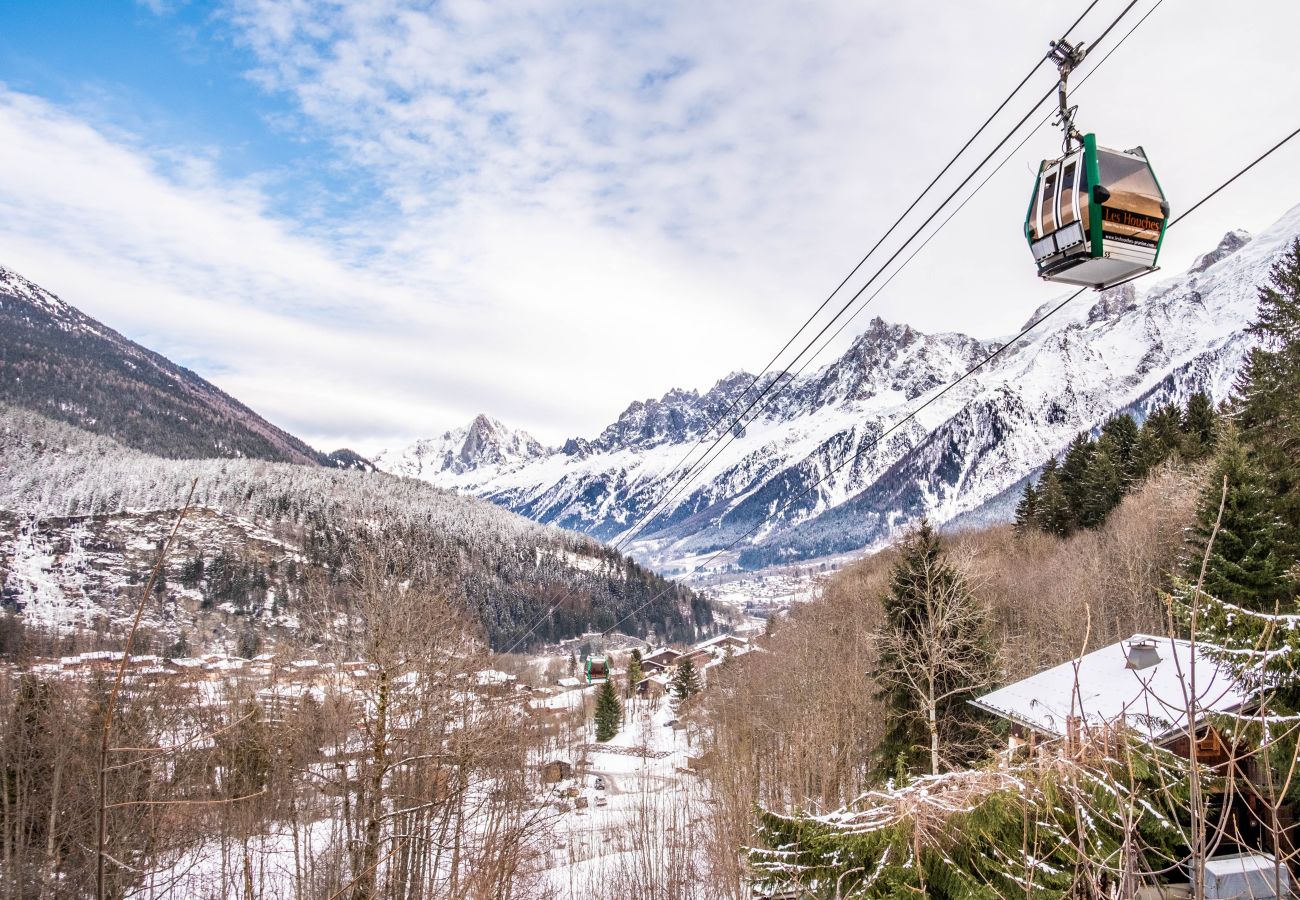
[693,634,747,651]
[60,651,118,665]
[556,677,581,688]
[1204,852,1282,877]
[472,669,516,685]
[971,634,1253,743]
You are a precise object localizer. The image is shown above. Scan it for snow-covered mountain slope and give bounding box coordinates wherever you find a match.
[383,203,1300,574]
[374,414,548,484]
[0,265,328,465]
[0,404,713,651]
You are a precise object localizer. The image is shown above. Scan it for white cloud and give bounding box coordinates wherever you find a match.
[5,0,1300,455]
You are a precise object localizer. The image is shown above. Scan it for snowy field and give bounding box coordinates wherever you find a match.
[539,684,710,895]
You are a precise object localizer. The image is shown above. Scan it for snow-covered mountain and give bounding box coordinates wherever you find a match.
[383,203,1300,574]
[0,265,332,465]
[375,414,549,483]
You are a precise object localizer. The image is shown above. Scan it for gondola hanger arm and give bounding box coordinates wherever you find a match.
[1048,39,1087,153]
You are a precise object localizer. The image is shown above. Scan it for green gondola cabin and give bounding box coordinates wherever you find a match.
[584,656,609,683]
[1025,134,1169,290]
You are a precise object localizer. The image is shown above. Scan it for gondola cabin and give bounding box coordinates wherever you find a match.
[584,656,609,684]
[1025,134,1168,290]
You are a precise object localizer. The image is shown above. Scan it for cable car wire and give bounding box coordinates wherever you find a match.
[500,0,1142,656]
[607,0,1143,553]
[749,0,1171,412]
[601,0,1108,549]
[1169,126,1300,229]
[598,124,1300,639]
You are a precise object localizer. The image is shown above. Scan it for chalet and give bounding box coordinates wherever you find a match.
[970,634,1254,756]
[471,669,518,697]
[641,648,682,673]
[57,650,119,674]
[694,633,748,655]
[341,660,377,680]
[680,649,712,671]
[257,686,311,723]
[636,676,667,700]
[971,635,1300,875]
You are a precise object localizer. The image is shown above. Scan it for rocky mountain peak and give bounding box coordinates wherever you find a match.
[1087,283,1139,323]
[457,414,545,468]
[1191,230,1252,274]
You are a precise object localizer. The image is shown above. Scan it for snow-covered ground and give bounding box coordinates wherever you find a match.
[540,686,709,895]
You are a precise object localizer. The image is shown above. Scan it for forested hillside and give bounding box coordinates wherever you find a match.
[0,404,712,652]
[0,265,327,465]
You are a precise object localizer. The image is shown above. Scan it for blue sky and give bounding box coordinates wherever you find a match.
[0,1,385,228]
[2,0,1299,453]
[2,2,281,174]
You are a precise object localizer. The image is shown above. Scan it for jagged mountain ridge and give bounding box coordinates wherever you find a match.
[0,266,326,465]
[386,203,1300,574]
[375,413,547,481]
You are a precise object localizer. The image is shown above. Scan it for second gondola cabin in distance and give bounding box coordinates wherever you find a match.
[1025,135,1169,289]
[584,656,609,684]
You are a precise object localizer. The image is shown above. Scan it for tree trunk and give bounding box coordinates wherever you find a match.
[357,668,390,900]
[927,691,940,776]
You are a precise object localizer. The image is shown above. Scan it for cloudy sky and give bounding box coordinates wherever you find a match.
[2,0,1298,453]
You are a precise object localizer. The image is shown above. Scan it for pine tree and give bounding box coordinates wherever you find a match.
[1180,391,1218,461]
[1237,237,1300,557]
[871,519,995,777]
[1013,481,1038,534]
[1035,459,1073,537]
[625,649,644,698]
[594,678,622,742]
[1189,434,1289,610]
[671,657,702,710]
[1059,432,1096,525]
[1100,413,1140,477]
[1130,421,1170,481]
[1076,434,1125,529]
[1144,401,1185,456]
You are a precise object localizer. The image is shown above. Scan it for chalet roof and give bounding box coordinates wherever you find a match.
[694,633,747,651]
[472,669,516,685]
[970,634,1253,743]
